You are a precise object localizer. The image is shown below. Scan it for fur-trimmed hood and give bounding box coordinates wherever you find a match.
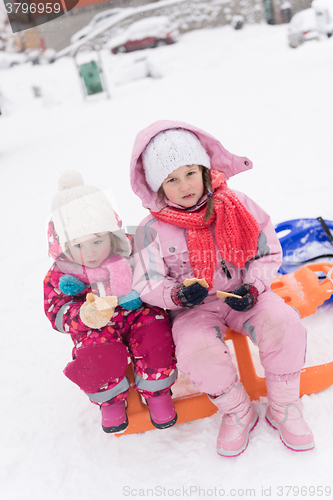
[130,120,253,212]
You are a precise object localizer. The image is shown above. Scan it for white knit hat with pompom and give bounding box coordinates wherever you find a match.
[51,170,130,256]
[142,128,211,192]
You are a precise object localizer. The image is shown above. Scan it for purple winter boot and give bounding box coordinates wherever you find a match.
[265,377,315,451]
[210,380,258,457]
[146,391,177,429]
[101,400,128,434]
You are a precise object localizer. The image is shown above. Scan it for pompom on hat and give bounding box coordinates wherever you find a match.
[142,128,211,192]
[50,170,130,257]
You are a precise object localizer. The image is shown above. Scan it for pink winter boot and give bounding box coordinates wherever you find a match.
[265,377,315,451]
[146,391,177,429]
[210,380,258,457]
[101,400,128,434]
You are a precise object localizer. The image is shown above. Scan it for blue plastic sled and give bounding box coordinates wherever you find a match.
[275,217,333,275]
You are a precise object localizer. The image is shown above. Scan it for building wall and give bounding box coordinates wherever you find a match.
[13,28,42,51]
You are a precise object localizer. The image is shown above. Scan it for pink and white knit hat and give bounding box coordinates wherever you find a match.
[142,129,211,192]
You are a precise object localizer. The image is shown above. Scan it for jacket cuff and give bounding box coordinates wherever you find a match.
[243,277,266,295]
[170,284,184,307]
[163,284,183,309]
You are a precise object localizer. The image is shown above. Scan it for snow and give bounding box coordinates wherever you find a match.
[1,22,333,500]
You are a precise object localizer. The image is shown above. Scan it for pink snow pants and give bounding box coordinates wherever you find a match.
[171,289,306,397]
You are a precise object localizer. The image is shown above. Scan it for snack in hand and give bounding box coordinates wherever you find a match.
[86,293,118,310]
[80,293,118,329]
[216,290,242,300]
[183,278,209,288]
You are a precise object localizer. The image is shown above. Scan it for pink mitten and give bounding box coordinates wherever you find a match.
[64,342,129,393]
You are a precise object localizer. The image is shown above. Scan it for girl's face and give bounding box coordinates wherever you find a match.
[68,232,112,268]
[161,164,204,208]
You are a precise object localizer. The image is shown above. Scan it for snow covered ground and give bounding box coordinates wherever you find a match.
[1,21,333,500]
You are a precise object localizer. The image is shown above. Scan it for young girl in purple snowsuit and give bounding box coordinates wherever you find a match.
[44,171,177,434]
[130,120,314,456]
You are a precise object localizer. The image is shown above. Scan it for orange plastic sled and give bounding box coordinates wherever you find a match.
[271,262,333,318]
[116,262,333,436]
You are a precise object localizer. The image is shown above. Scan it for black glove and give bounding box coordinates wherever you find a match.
[225,284,259,311]
[171,282,209,308]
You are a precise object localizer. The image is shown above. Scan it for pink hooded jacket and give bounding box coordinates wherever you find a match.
[130,120,282,312]
[44,220,134,341]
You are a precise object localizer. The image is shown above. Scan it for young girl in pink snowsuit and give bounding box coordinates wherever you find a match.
[130,120,315,456]
[44,171,177,434]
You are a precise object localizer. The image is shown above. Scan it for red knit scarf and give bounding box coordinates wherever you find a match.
[151,170,259,289]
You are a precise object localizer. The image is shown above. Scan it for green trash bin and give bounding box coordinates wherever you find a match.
[79,61,104,96]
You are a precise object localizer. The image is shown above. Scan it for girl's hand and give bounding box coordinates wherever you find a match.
[171,282,208,308]
[224,284,258,311]
[59,274,85,296]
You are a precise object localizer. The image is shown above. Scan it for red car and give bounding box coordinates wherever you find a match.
[108,16,178,54]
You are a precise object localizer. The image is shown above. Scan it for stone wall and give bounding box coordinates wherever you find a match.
[79,0,266,48]
[38,0,312,52]
[100,0,265,38]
